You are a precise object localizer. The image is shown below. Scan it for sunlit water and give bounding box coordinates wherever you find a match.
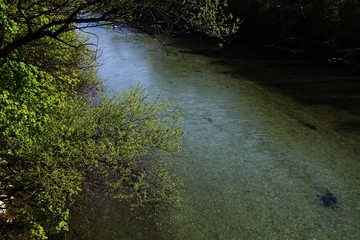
[67,27,360,239]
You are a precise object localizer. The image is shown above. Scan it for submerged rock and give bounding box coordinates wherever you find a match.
[317,190,339,210]
[300,121,317,130]
[203,116,213,122]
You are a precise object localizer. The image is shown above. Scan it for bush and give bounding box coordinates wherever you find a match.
[1,85,184,239]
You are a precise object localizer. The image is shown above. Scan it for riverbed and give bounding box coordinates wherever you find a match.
[68,26,360,240]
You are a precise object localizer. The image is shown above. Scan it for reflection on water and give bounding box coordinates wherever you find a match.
[68,27,360,239]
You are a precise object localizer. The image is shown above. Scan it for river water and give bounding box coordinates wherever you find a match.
[68,27,360,239]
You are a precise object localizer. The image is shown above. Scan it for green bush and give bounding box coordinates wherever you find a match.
[0,8,184,237]
[1,85,184,239]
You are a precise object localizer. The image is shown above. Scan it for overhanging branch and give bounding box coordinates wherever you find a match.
[0,1,117,59]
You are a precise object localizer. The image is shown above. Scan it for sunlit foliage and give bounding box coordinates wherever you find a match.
[0,0,237,239]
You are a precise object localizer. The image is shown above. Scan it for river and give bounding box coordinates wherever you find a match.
[67,26,360,239]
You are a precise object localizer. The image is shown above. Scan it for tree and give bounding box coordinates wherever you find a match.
[0,28,102,239]
[0,0,239,59]
[1,85,184,239]
[0,0,238,239]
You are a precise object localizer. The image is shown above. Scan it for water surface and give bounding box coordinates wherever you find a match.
[69,27,360,240]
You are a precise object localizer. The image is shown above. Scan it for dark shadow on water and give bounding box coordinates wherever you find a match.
[179,49,224,57]
[259,76,360,115]
[203,45,360,117]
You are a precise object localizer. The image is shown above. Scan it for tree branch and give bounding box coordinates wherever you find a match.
[0,1,116,58]
[18,0,33,34]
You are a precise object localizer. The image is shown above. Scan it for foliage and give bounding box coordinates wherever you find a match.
[77,87,185,221]
[0,0,237,239]
[0,0,238,238]
[1,85,184,239]
[106,0,240,39]
[0,0,239,59]
[0,31,99,240]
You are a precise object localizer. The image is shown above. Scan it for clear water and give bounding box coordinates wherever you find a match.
[67,27,360,239]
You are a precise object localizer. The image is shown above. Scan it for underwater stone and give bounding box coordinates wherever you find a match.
[318,190,337,208]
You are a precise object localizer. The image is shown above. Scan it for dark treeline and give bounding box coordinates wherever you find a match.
[228,0,360,53]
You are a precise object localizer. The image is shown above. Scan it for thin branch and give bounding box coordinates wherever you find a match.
[46,35,82,48]
[18,0,33,34]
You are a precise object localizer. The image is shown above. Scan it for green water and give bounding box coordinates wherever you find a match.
[67,27,360,239]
